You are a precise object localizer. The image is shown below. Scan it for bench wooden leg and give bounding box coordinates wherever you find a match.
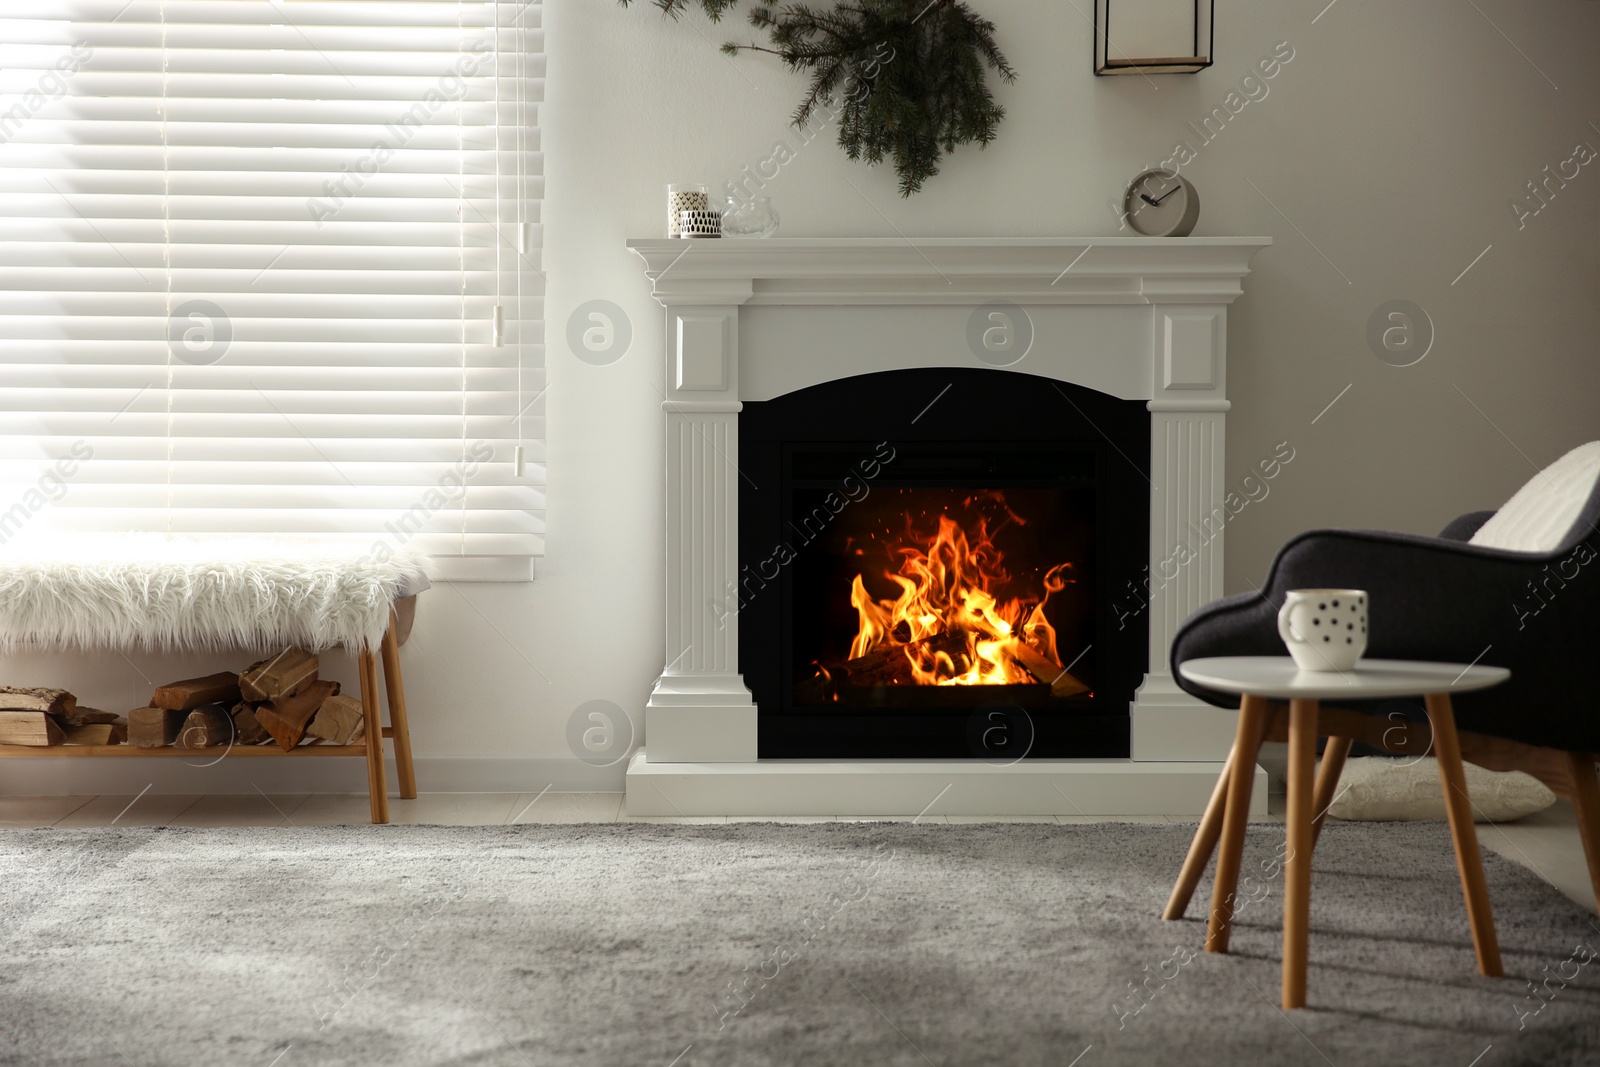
[359,647,389,824]
[1424,692,1501,977]
[1207,694,1269,953]
[380,611,417,800]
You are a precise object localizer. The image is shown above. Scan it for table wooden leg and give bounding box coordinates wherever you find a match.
[1207,694,1269,953]
[1425,692,1501,977]
[1564,752,1600,917]
[1165,741,1237,921]
[1171,735,1254,927]
[1310,735,1353,851]
[1282,697,1318,1009]
[380,611,417,800]
[359,648,390,825]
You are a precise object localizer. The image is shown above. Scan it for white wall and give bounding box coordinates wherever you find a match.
[6,0,1598,792]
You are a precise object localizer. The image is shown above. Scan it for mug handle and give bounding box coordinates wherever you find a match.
[1277,598,1313,646]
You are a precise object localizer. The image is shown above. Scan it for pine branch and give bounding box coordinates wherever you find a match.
[626,0,1014,196]
[618,0,744,21]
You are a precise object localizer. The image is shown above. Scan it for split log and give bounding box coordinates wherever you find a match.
[800,631,1090,704]
[838,681,1053,708]
[239,649,319,703]
[128,706,188,748]
[792,671,832,706]
[63,722,125,746]
[0,686,76,716]
[63,707,121,726]
[1007,642,1091,699]
[796,631,970,704]
[230,703,273,746]
[175,705,235,749]
[152,672,242,712]
[307,693,366,746]
[828,630,970,688]
[0,710,64,746]
[255,679,338,752]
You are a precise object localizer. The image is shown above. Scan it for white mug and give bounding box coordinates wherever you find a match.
[1277,589,1368,671]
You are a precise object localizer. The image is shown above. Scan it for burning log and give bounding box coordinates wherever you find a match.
[1007,641,1090,699]
[826,630,970,689]
[803,630,1089,705]
[798,631,971,702]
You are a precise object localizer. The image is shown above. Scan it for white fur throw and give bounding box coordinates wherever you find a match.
[0,535,430,653]
[1327,756,1556,823]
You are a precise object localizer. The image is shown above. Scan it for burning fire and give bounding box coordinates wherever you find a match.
[839,500,1076,688]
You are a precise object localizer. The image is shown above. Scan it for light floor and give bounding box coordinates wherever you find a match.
[1,791,1592,914]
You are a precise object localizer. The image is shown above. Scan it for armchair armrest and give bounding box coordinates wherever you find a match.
[1438,510,1497,542]
[1171,525,1600,750]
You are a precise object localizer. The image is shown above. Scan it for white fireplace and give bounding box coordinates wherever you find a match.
[625,237,1270,816]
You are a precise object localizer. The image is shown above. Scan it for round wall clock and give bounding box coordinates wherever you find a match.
[1122,169,1200,237]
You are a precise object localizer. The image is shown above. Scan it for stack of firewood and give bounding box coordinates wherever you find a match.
[0,650,367,751]
[0,687,126,746]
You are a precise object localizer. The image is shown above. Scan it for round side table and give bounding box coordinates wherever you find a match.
[1170,656,1510,1009]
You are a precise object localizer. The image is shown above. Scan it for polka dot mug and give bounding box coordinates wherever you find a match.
[1277,589,1368,672]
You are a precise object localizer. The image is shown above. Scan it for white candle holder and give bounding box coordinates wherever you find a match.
[666,183,709,237]
[677,208,722,238]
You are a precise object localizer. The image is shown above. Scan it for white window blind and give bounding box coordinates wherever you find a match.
[0,0,546,581]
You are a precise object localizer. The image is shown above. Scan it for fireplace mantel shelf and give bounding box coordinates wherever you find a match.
[624,235,1273,816]
[628,237,1272,306]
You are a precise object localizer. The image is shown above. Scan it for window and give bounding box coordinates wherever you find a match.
[0,0,545,580]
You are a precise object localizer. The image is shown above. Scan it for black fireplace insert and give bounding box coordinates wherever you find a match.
[739,367,1149,760]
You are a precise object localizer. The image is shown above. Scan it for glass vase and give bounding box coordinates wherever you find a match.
[720,196,780,239]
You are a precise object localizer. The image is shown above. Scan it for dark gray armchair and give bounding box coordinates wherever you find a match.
[1166,446,1600,925]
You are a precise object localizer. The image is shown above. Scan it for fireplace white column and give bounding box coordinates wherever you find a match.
[1131,298,1238,760]
[627,238,1270,815]
[646,287,761,761]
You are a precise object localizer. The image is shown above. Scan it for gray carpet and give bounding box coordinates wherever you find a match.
[1,822,1597,1067]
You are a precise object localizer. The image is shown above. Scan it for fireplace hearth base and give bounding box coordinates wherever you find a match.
[624,750,1266,818]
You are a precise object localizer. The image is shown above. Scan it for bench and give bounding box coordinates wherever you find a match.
[0,536,428,823]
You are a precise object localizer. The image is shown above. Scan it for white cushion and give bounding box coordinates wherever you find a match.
[1327,756,1556,823]
[1469,440,1600,551]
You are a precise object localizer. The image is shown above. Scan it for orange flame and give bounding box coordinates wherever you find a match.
[845,506,1075,686]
